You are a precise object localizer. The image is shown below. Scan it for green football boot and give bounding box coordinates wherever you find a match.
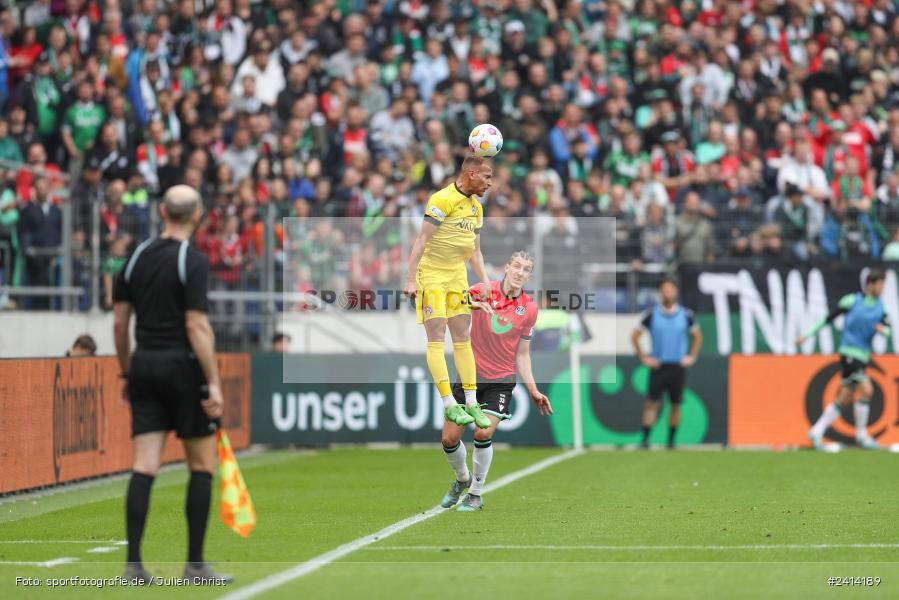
[445,404,475,426]
[465,404,492,429]
[440,476,471,508]
[457,493,484,512]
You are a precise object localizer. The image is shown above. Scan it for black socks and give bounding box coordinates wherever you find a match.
[126,472,155,564]
[186,470,213,565]
[127,469,214,566]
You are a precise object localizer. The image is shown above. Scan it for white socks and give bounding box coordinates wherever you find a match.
[470,438,494,496]
[442,394,457,409]
[811,403,842,438]
[443,441,470,482]
[811,401,871,440]
[854,401,870,440]
[443,438,494,493]
[464,389,477,407]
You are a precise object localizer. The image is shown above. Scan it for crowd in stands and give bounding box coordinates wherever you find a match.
[1,0,899,311]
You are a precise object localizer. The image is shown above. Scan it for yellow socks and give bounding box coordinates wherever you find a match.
[426,342,452,398]
[453,340,477,393]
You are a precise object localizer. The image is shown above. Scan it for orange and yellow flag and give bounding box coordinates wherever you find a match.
[217,429,256,537]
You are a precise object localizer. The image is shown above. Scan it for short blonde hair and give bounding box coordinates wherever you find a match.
[461,155,489,171]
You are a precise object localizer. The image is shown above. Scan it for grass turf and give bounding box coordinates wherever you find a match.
[1,448,898,599]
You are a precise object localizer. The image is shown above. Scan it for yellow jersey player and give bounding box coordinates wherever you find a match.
[404,156,494,429]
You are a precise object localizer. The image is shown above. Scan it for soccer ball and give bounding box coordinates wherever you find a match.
[468,124,503,158]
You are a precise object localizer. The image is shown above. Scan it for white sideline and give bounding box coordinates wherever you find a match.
[364,543,899,551]
[0,540,125,544]
[0,557,78,567]
[218,450,584,600]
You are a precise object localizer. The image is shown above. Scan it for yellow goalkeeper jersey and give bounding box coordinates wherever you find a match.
[420,183,483,273]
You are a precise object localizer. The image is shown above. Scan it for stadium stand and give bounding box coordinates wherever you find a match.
[0,0,898,349]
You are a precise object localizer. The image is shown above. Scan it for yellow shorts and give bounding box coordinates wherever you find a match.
[415,266,471,324]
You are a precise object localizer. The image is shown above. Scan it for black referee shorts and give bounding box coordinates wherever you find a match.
[647,364,686,404]
[128,349,220,439]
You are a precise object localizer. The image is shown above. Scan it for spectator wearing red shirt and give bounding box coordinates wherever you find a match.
[804,88,838,150]
[652,130,695,200]
[831,155,873,206]
[340,103,369,166]
[8,27,42,88]
[348,241,387,299]
[697,0,726,28]
[719,132,742,186]
[251,156,273,204]
[213,215,248,287]
[135,120,167,194]
[103,10,129,61]
[839,99,877,176]
[821,120,852,181]
[16,142,61,203]
[660,37,691,81]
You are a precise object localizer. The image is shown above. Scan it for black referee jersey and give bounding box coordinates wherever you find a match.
[115,237,217,438]
[113,237,210,350]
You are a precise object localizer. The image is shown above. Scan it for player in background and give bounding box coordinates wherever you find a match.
[404,156,494,430]
[796,269,890,450]
[631,277,702,449]
[439,251,553,511]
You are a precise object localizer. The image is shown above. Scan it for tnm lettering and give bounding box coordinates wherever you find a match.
[53,363,101,479]
[698,267,899,355]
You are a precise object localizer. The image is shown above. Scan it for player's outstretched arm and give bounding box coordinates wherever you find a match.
[796,294,854,347]
[404,221,438,296]
[517,340,552,416]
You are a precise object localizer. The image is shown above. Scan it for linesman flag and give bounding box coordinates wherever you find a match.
[217,429,256,537]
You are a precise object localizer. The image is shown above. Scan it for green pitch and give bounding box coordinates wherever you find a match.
[1,448,898,599]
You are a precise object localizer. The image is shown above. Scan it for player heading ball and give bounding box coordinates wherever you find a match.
[405,156,495,430]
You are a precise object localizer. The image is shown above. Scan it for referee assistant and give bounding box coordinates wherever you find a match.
[113,185,232,585]
[630,277,702,449]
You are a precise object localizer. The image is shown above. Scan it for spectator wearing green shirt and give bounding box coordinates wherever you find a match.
[474,2,503,54]
[604,131,651,187]
[0,185,19,300]
[61,80,106,173]
[16,53,60,147]
[882,228,899,262]
[102,234,130,309]
[694,120,726,166]
[507,0,555,45]
[0,117,21,164]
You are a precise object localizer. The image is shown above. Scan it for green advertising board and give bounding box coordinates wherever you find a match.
[680,262,899,356]
[251,354,728,446]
